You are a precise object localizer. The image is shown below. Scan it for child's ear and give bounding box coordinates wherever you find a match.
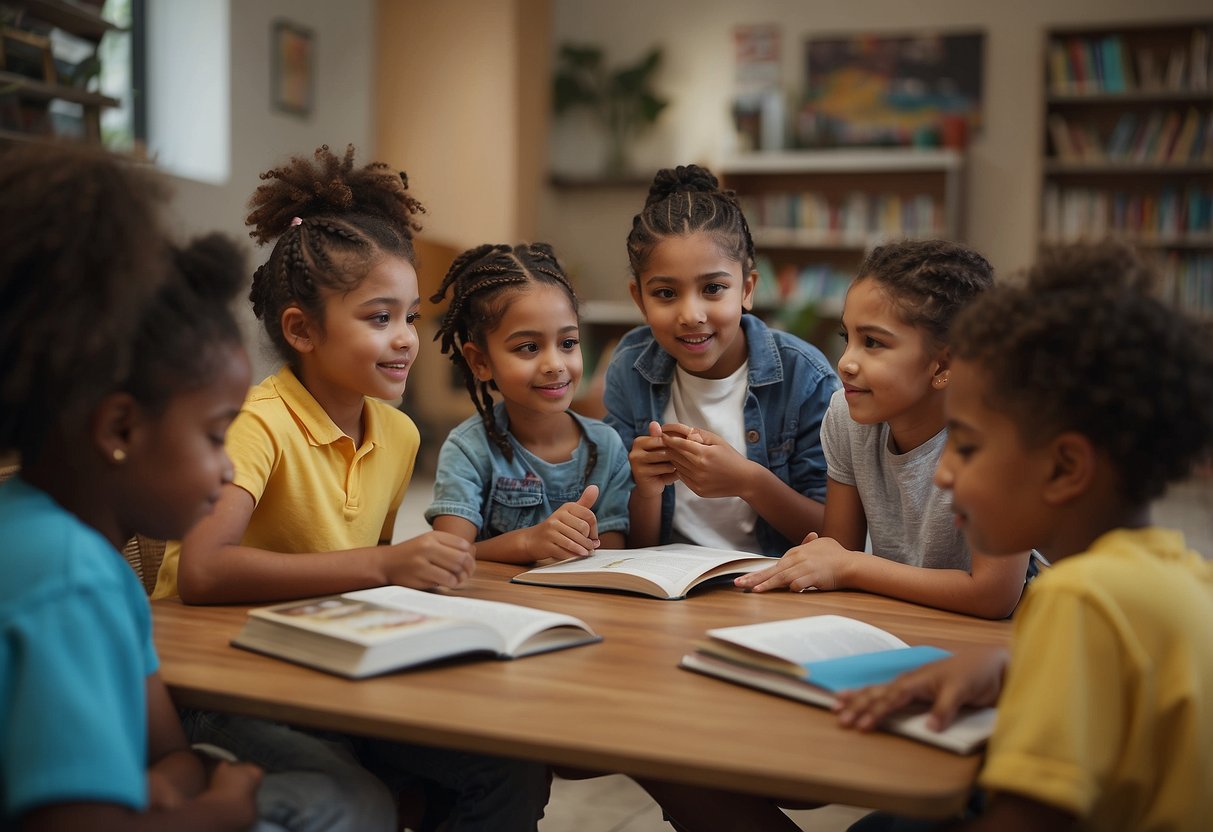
[930,348,952,391]
[628,280,647,320]
[1042,431,1096,505]
[91,392,140,465]
[281,306,316,354]
[461,342,494,383]
[741,269,758,312]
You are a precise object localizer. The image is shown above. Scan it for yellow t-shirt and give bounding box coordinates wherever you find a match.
[153,366,419,598]
[979,527,1213,830]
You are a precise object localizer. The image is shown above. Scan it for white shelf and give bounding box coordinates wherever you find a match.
[722,148,963,175]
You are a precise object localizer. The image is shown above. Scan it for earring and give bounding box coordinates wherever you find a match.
[112,448,127,463]
[934,376,948,388]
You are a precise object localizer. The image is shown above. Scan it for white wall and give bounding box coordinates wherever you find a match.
[541,0,1212,301]
[158,0,377,379]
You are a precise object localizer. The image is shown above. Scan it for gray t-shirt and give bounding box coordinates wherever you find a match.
[821,389,969,570]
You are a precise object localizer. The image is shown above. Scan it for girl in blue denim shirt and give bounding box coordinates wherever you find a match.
[427,242,633,562]
[604,164,839,557]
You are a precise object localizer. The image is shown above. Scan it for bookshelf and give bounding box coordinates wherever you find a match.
[0,0,121,144]
[721,148,965,358]
[1041,20,1213,314]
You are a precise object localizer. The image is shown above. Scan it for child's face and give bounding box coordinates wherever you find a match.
[125,344,251,540]
[837,278,944,429]
[306,255,421,404]
[630,232,755,379]
[934,359,1054,556]
[464,283,582,419]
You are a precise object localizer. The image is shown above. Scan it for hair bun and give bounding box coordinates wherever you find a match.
[645,164,720,208]
[173,233,245,305]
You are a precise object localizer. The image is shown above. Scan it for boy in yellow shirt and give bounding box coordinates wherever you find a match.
[835,241,1213,832]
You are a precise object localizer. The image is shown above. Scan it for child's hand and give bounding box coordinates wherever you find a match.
[628,421,678,497]
[383,531,476,589]
[196,760,262,828]
[147,768,186,810]
[734,533,852,592]
[833,647,1009,733]
[660,425,754,499]
[527,484,602,559]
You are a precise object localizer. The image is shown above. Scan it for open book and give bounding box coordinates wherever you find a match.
[679,615,995,754]
[511,544,772,599]
[232,586,600,678]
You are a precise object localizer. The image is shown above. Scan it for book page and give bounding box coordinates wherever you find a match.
[345,586,595,656]
[707,614,909,664]
[520,544,769,597]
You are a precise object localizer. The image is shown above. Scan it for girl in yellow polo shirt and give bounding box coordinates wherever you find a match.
[155,144,549,832]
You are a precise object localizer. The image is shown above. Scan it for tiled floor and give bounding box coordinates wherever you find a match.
[396,473,1213,831]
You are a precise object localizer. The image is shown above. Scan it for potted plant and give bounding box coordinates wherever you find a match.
[553,43,668,177]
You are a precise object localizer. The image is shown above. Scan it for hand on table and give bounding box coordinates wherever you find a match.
[833,647,1010,733]
[383,530,475,589]
[734,533,853,592]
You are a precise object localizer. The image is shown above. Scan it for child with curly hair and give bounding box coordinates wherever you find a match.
[153,145,549,831]
[426,242,632,561]
[835,241,1213,832]
[0,143,261,830]
[738,240,1031,619]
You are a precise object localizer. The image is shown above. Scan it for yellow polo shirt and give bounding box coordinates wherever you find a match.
[153,366,418,598]
[979,527,1213,830]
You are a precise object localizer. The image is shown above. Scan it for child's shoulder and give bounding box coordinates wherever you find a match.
[611,323,657,356]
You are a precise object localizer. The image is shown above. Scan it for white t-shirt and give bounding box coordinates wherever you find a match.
[662,361,759,553]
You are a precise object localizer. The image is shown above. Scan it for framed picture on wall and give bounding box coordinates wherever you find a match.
[271,19,313,117]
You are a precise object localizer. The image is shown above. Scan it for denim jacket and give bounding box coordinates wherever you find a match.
[425,402,632,539]
[602,314,839,555]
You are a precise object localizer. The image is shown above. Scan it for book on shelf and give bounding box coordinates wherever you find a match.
[231,585,601,678]
[679,614,996,754]
[511,544,772,600]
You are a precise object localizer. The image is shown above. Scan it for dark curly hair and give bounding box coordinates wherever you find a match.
[0,142,171,460]
[626,164,756,282]
[246,144,425,366]
[856,239,995,349]
[430,242,595,477]
[951,241,1213,505]
[122,234,247,414]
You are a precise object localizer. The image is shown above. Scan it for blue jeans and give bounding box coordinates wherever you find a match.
[184,710,550,832]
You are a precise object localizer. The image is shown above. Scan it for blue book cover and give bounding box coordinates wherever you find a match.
[803,645,952,692]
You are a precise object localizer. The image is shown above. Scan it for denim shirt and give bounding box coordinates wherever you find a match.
[602,314,839,555]
[425,402,633,539]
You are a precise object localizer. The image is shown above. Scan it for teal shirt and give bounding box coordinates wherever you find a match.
[0,478,156,825]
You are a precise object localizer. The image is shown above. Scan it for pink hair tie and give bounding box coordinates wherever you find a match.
[290,216,303,227]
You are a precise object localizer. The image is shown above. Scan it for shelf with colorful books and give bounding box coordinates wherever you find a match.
[1041,20,1213,316]
[721,148,964,354]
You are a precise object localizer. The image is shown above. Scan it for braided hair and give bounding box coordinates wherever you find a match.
[856,240,996,349]
[626,164,756,282]
[430,242,596,479]
[245,144,425,366]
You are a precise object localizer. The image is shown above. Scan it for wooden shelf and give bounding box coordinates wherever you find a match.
[1044,160,1213,174]
[1047,89,1213,105]
[13,0,120,39]
[0,70,119,108]
[722,148,962,175]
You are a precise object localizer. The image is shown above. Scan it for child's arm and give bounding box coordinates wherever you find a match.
[177,484,475,604]
[18,673,261,829]
[433,485,604,563]
[626,421,676,547]
[740,541,1028,619]
[660,425,825,543]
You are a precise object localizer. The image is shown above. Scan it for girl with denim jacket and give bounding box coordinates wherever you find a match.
[603,164,839,557]
[426,242,632,562]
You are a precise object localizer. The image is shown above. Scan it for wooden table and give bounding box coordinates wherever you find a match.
[153,563,1011,818]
